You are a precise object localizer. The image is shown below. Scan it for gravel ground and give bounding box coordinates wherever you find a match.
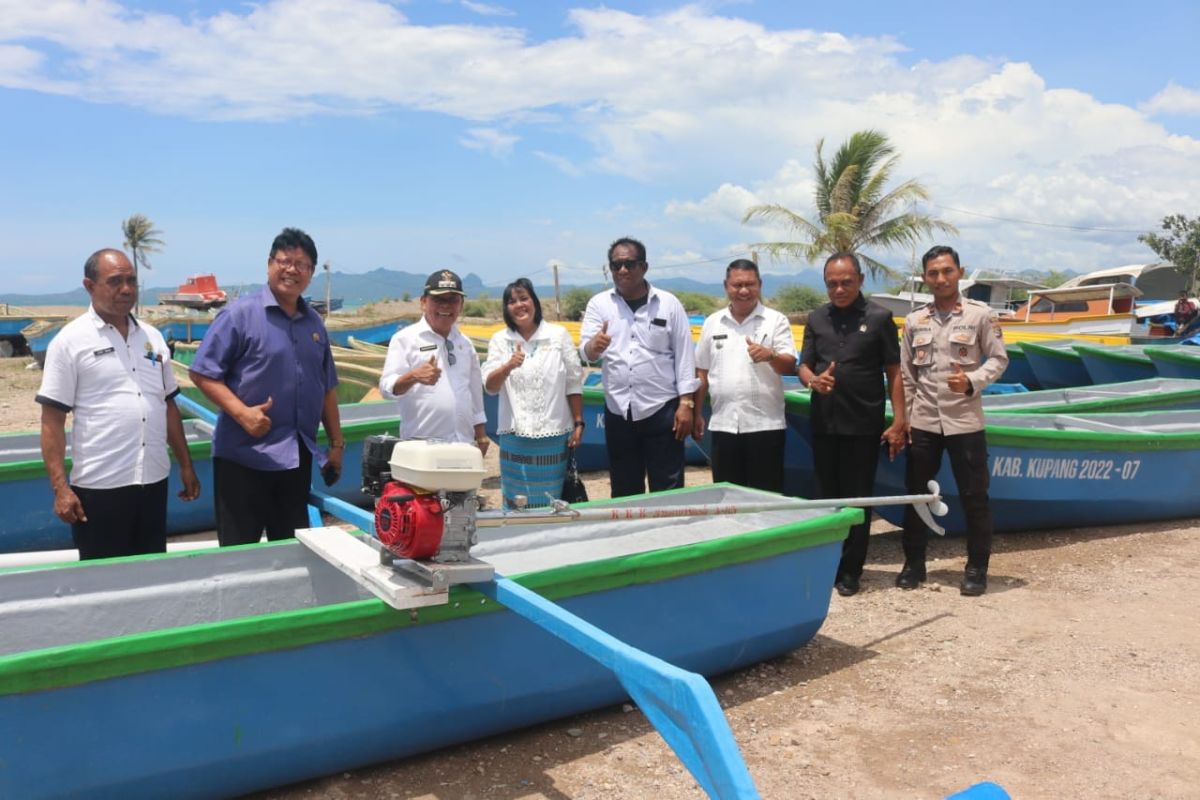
[3,347,1198,800]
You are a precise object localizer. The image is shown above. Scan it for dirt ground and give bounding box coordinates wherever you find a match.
[2,319,1198,799]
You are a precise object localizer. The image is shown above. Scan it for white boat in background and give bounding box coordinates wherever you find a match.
[869,271,1047,318]
[1058,262,1186,301]
[1003,282,1143,336]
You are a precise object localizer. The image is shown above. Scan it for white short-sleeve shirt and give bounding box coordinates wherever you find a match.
[481,322,584,438]
[36,307,180,489]
[577,283,700,421]
[695,303,796,433]
[379,318,486,443]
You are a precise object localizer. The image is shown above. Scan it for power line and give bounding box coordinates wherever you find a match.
[932,203,1152,234]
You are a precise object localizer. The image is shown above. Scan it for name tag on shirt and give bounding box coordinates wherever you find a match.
[419,344,437,352]
[651,318,667,327]
[93,347,115,356]
[713,334,728,340]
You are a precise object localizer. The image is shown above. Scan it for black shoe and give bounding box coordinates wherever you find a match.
[895,563,926,590]
[960,567,987,596]
[834,574,860,597]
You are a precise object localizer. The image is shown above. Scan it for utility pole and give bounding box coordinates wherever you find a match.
[323,261,331,318]
[552,262,562,321]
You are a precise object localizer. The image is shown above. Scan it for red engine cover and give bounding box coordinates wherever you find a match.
[374,481,445,559]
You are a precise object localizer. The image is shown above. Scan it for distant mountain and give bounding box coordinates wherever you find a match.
[0,265,1079,308]
[0,268,490,308]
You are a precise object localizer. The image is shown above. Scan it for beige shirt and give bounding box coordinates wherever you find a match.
[901,297,1008,435]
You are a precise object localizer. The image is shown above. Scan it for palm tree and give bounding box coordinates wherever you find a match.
[743,130,956,279]
[121,213,165,315]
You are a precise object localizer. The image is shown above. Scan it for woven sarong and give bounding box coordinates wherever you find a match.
[498,432,570,509]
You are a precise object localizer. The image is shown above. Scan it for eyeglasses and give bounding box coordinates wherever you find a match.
[272,256,314,273]
[609,259,643,272]
[445,339,456,367]
[824,279,858,290]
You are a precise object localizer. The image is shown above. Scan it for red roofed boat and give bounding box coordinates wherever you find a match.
[158,274,228,310]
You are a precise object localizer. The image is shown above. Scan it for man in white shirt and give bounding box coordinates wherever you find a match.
[694,259,797,492]
[36,249,200,559]
[379,270,488,452]
[579,237,699,497]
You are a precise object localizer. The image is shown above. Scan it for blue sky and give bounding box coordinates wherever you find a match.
[2,0,1198,295]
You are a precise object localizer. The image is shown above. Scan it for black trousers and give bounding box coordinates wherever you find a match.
[70,480,169,560]
[604,399,685,498]
[213,440,312,547]
[812,433,882,579]
[711,429,785,493]
[902,428,992,570]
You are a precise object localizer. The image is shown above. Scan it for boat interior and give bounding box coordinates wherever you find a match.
[986,409,1200,433]
[0,485,827,655]
[980,378,1200,411]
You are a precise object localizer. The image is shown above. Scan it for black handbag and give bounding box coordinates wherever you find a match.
[561,447,588,503]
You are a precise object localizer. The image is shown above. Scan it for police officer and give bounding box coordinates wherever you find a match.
[899,245,1008,596]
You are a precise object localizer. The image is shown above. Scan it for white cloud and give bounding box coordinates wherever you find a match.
[1141,82,1200,117]
[460,1,515,17]
[533,150,584,177]
[459,127,519,157]
[3,1,1199,273]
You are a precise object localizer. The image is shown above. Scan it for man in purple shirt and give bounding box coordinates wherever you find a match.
[190,228,343,546]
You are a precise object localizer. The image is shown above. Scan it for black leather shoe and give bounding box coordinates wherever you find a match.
[895,563,926,590]
[960,567,987,596]
[834,574,860,597]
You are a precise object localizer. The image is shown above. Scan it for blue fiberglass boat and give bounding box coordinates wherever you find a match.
[870,410,1200,533]
[155,317,212,343]
[1018,340,1093,389]
[0,316,34,356]
[1071,343,1156,384]
[0,484,855,799]
[997,343,1040,389]
[325,317,410,347]
[1144,344,1200,379]
[0,401,399,553]
[783,381,1200,529]
[976,377,1200,415]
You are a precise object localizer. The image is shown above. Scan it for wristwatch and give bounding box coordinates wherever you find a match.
[679,397,695,408]
[573,420,585,429]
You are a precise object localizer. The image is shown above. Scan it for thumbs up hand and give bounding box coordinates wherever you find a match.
[589,320,613,359]
[240,395,274,437]
[745,336,773,364]
[411,354,442,386]
[507,342,526,372]
[947,361,971,394]
[811,361,836,395]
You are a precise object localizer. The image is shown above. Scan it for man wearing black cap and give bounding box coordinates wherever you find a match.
[379,270,488,451]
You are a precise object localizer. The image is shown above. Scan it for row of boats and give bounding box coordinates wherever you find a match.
[1006,339,1200,388]
[2,346,1197,553]
[2,312,1193,797]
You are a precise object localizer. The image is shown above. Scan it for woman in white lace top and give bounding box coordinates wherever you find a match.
[482,278,585,508]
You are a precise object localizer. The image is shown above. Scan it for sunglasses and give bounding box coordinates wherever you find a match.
[609,259,644,272]
[446,339,456,367]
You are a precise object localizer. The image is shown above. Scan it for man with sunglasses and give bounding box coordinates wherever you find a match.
[580,237,699,497]
[380,270,488,454]
[190,228,343,546]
